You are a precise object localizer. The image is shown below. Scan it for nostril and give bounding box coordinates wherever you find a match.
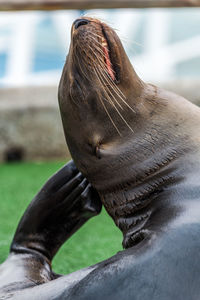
[74,19,90,30]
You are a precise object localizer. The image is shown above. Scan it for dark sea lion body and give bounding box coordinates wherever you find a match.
[1,17,200,299]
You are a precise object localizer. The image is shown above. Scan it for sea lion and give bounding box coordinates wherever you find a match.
[59,17,200,249]
[1,17,200,299]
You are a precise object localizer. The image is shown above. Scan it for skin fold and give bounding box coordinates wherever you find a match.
[1,17,200,299]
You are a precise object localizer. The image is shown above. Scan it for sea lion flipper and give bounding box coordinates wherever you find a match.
[0,161,102,294]
[41,160,79,193]
[10,161,102,262]
[80,183,102,217]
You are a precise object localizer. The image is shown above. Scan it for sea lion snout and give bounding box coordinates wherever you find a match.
[73,18,90,30]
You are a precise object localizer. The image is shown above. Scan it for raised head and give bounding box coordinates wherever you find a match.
[59,17,149,184]
[59,17,199,248]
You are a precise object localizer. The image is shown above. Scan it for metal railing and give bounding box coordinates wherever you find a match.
[0,0,200,11]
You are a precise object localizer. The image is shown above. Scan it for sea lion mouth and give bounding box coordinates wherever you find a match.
[69,17,137,136]
[71,18,120,84]
[101,24,119,82]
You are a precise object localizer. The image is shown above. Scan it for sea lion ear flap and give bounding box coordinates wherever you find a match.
[80,184,102,217]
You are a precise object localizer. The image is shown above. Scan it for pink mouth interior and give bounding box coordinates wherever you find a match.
[102,39,115,81]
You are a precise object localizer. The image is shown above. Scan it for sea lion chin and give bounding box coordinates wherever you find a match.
[59,17,200,248]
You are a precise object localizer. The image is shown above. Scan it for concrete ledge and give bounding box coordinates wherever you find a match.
[1,0,200,11]
[0,86,69,162]
[0,80,200,162]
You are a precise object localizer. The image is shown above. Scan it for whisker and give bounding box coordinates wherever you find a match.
[95,67,123,111]
[97,66,123,99]
[88,31,105,40]
[92,51,135,115]
[99,69,136,114]
[95,62,136,114]
[87,44,107,64]
[94,66,123,110]
[120,35,144,48]
[87,34,108,51]
[87,38,131,100]
[74,44,90,78]
[94,61,130,109]
[92,45,109,59]
[93,68,122,136]
[72,26,135,134]
[95,66,134,133]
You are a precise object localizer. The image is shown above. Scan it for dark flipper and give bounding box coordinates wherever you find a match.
[0,160,102,295]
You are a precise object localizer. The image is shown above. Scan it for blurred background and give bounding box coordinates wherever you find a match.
[0,8,200,162]
[1,8,200,87]
[0,7,200,274]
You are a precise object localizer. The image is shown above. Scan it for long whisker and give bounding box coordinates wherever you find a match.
[91,51,119,93]
[87,33,111,52]
[88,37,134,102]
[73,28,135,132]
[95,60,136,114]
[92,44,109,59]
[99,68,136,114]
[96,80,122,113]
[96,61,126,99]
[74,44,90,79]
[99,95,122,136]
[94,66,123,110]
[92,52,132,113]
[93,68,122,136]
[88,31,106,41]
[87,45,107,66]
[95,66,134,133]
[96,64,124,102]
[91,50,134,115]
[88,45,107,68]
[88,33,133,103]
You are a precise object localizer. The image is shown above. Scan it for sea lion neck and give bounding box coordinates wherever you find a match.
[99,147,183,248]
[58,18,200,251]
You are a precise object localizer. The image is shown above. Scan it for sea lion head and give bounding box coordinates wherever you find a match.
[63,17,144,104]
[59,16,147,181]
[59,17,195,248]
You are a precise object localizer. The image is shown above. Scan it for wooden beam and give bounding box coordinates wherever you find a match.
[0,0,200,11]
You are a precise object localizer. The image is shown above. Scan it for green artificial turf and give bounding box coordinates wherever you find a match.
[0,161,122,274]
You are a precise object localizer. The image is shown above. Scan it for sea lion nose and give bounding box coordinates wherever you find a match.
[74,18,90,29]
